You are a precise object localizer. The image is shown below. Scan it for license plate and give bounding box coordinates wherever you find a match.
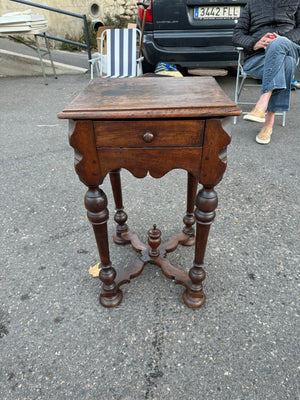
[194,6,241,20]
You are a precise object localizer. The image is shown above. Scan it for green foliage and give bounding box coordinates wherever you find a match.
[59,33,83,51]
[103,14,135,29]
[80,19,97,49]
[59,18,97,51]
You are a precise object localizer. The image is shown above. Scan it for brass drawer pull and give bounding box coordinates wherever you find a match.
[143,131,154,143]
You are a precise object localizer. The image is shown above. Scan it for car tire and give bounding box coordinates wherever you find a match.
[142,56,156,73]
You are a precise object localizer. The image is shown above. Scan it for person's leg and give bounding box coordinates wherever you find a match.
[265,111,275,127]
[244,37,299,115]
[256,91,272,111]
[255,111,275,144]
[243,53,265,79]
[256,39,299,144]
[242,54,268,123]
[243,37,300,143]
[262,36,299,106]
[266,52,297,112]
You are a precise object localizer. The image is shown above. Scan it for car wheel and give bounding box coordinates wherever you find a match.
[142,56,156,73]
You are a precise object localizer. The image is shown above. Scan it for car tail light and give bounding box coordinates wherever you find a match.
[138,0,153,23]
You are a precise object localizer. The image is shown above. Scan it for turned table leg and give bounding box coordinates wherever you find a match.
[85,186,123,307]
[109,169,130,245]
[183,186,218,308]
[182,172,198,246]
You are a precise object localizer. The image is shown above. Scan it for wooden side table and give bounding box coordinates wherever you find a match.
[58,76,241,308]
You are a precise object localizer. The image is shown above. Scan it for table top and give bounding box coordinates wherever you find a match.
[58,76,241,120]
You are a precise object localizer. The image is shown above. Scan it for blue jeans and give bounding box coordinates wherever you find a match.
[243,37,300,112]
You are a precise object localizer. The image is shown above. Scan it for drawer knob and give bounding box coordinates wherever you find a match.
[143,131,154,143]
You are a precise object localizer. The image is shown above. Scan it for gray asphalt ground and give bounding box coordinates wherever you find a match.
[0,37,299,400]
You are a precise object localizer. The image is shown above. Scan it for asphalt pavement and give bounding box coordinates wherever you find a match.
[0,37,89,69]
[0,38,299,400]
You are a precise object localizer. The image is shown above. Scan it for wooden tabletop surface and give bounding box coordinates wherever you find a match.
[58,76,241,120]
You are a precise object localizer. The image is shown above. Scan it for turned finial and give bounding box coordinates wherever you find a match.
[147,224,161,257]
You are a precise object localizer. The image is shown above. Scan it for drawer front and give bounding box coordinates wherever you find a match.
[94,119,205,147]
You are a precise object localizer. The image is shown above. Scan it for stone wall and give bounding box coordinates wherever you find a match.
[0,0,137,44]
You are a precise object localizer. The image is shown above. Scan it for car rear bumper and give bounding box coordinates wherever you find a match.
[142,32,238,68]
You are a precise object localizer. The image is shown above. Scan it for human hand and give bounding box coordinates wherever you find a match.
[268,32,280,40]
[253,33,279,50]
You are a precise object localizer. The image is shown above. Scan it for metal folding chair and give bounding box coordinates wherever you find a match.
[89,28,143,79]
[234,47,286,126]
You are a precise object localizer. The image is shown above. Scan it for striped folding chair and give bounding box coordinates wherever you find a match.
[89,28,144,79]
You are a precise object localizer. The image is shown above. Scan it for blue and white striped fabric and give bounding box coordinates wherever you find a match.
[106,29,138,78]
[89,28,143,79]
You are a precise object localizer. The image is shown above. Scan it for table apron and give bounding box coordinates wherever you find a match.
[96,147,203,180]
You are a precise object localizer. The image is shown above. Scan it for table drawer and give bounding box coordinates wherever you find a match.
[94,119,204,147]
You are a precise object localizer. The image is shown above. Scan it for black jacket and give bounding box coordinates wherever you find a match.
[232,0,300,59]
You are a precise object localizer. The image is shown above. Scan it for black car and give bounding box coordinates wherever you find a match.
[137,0,247,70]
